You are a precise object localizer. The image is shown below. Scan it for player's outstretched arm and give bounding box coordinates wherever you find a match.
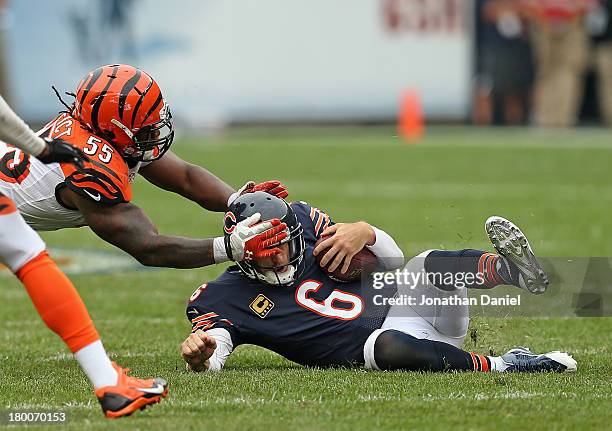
[70,192,217,268]
[65,190,286,268]
[0,94,86,169]
[140,152,289,211]
[0,94,46,156]
[140,151,235,212]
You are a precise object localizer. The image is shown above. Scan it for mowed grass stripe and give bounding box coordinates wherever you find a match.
[1,126,610,430]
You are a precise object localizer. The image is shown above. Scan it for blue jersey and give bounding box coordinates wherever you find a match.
[186,202,392,367]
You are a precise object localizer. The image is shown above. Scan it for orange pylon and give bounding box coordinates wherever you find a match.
[398,89,424,143]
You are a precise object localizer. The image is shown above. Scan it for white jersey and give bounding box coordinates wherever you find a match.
[0,142,80,230]
[0,113,146,231]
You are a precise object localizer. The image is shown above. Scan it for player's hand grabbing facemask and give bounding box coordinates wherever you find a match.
[37,138,88,172]
[227,180,288,209]
[225,212,288,262]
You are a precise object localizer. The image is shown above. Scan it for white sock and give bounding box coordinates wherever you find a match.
[74,340,118,389]
[488,356,509,372]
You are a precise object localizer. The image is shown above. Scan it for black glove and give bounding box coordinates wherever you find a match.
[37,138,87,171]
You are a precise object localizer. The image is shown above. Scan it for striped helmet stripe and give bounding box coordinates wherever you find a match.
[90,65,119,132]
[130,75,153,129]
[139,91,163,128]
[78,67,105,107]
[118,68,142,120]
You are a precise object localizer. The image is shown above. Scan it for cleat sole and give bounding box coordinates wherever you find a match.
[485,216,549,294]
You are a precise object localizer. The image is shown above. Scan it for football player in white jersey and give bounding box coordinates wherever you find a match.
[0,94,169,418]
[0,64,287,269]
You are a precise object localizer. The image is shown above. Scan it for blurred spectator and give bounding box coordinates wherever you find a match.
[473,0,533,125]
[68,0,137,65]
[99,0,137,61]
[590,0,612,125]
[521,0,596,128]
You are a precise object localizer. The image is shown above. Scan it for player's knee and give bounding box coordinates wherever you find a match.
[373,330,402,369]
[373,330,423,371]
[0,212,46,273]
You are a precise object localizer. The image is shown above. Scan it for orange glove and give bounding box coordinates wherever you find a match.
[239,180,289,200]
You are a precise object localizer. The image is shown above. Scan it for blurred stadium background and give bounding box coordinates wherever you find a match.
[5,0,612,128]
[1,1,611,430]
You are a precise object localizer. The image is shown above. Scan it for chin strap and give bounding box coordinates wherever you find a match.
[257,265,297,286]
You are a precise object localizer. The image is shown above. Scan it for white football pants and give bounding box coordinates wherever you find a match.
[364,250,470,370]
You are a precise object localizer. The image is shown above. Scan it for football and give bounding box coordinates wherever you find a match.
[314,234,379,282]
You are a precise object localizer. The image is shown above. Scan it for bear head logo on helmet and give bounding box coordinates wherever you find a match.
[224,192,305,286]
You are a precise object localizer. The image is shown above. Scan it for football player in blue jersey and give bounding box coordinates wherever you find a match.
[181,192,577,374]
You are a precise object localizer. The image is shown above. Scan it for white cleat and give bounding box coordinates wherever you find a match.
[501,347,577,373]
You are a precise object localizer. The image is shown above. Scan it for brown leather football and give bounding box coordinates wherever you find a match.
[314,234,379,282]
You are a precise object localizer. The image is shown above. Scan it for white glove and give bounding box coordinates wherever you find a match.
[225,213,287,262]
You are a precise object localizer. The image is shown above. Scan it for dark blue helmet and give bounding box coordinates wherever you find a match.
[223,191,305,286]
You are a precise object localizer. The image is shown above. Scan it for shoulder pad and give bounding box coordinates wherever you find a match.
[292,201,332,238]
[64,167,130,205]
[56,125,131,204]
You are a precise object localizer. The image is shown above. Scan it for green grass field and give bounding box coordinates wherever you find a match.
[1,126,611,430]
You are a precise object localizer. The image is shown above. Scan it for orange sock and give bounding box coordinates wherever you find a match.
[16,251,100,353]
